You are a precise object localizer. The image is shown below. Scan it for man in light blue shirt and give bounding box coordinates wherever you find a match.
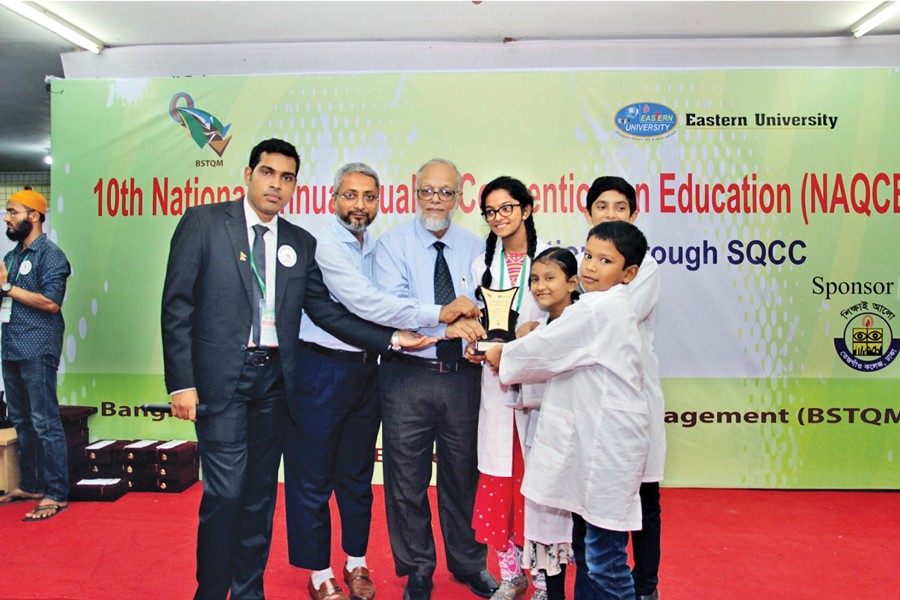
[287,162,480,600]
[375,158,499,600]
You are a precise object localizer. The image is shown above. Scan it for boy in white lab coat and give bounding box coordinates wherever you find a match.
[485,221,650,600]
[583,176,666,600]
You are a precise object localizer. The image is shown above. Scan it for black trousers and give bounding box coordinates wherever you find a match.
[378,359,486,578]
[631,482,662,595]
[284,345,380,570]
[193,357,287,600]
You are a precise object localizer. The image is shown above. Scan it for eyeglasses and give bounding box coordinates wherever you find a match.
[336,191,379,204]
[3,208,33,217]
[416,188,457,202]
[481,203,521,221]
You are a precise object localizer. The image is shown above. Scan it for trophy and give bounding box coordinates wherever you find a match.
[474,287,519,354]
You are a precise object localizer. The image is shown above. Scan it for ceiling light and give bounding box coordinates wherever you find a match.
[851,1,900,38]
[0,0,103,53]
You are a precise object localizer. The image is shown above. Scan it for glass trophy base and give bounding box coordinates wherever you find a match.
[474,338,507,355]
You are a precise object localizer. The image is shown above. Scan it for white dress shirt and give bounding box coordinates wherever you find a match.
[243,199,278,347]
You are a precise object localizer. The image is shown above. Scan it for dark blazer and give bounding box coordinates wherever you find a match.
[161,198,391,417]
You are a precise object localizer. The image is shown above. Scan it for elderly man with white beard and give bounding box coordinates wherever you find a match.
[374,158,499,600]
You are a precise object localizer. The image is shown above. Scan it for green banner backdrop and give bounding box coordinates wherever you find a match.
[50,69,899,488]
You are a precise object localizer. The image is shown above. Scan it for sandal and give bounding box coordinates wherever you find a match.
[0,489,44,504]
[23,501,68,522]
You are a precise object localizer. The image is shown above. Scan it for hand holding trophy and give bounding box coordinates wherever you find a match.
[473,286,519,355]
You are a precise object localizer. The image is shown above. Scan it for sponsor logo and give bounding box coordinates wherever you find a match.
[834,304,899,372]
[169,92,232,157]
[614,102,677,140]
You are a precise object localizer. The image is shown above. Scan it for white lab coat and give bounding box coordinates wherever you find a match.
[579,253,667,482]
[470,242,547,477]
[519,314,573,546]
[628,255,667,482]
[499,285,649,532]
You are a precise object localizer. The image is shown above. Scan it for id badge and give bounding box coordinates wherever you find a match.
[258,299,278,347]
[0,297,11,324]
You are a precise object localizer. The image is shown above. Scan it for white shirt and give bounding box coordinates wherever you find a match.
[243,200,278,347]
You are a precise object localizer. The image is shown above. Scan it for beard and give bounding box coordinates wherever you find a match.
[337,211,371,235]
[419,206,455,233]
[5,219,32,242]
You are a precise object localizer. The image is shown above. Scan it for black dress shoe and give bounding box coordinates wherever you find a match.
[453,570,500,598]
[403,574,433,600]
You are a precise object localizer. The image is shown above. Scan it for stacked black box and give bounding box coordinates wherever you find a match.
[69,439,134,501]
[122,440,165,491]
[84,439,133,477]
[58,405,98,481]
[69,477,129,501]
[69,438,200,498]
[156,440,200,492]
[123,440,199,493]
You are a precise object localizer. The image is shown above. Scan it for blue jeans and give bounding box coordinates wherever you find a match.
[2,354,69,501]
[573,514,635,600]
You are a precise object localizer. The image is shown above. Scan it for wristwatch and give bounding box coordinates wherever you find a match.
[389,330,401,352]
[0,282,11,295]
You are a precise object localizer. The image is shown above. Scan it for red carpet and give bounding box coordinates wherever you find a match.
[0,485,897,599]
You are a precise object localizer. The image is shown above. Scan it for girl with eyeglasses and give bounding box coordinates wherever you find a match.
[464,176,556,600]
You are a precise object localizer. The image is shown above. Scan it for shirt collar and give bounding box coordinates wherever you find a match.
[329,216,374,256]
[243,199,276,234]
[19,233,47,253]
[414,217,456,250]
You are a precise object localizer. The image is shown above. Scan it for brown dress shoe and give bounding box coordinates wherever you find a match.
[308,576,351,600]
[343,564,376,600]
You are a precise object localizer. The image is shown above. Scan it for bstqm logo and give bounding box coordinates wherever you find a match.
[169,92,233,157]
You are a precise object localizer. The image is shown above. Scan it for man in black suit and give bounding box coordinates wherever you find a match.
[162,138,430,600]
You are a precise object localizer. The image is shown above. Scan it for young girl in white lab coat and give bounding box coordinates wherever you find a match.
[486,222,651,600]
[465,176,545,600]
[516,247,581,600]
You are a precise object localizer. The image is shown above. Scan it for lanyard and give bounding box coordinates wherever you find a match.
[498,248,528,315]
[4,250,29,284]
[247,243,266,298]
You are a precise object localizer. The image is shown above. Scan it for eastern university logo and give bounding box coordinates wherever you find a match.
[614,102,677,141]
[169,92,233,157]
[834,305,899,372]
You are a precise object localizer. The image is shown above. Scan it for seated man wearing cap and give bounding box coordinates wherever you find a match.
[0,189,72,521]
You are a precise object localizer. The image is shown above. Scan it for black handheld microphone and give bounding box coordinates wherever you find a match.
[141,403,209,418]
